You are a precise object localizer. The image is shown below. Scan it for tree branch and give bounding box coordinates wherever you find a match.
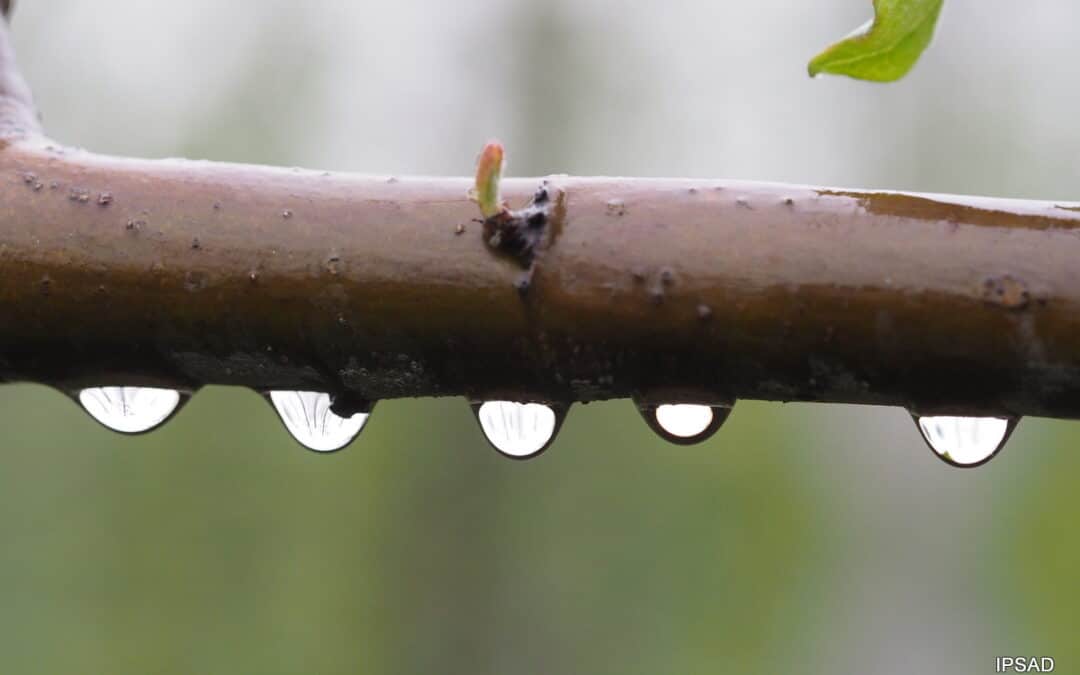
[1,17,1079,420]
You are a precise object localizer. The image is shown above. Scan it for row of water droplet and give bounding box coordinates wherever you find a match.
[73,386,1017,467]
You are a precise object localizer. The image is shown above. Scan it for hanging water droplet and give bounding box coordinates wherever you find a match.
[639,402,731,445]
[914,415,1018,467]
[77,386,185,434]
[268,391,370,453]
[473,400,565,459]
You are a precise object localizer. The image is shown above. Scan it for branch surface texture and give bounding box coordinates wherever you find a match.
[1,14,1079,422]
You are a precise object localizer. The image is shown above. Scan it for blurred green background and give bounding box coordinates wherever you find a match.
[2,1,1078,673]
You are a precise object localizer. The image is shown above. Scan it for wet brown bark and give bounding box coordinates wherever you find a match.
[1,15,1079,418]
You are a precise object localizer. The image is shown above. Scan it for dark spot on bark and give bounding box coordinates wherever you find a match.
[527,211,547,228]
[660,268,676,286]
[514,275,531,297]
[191,237,201,250]
[38,275,52,296]
[326,255,341,275]
[981,275,1030,310]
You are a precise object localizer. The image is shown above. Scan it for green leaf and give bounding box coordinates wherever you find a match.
[808,0,944,82]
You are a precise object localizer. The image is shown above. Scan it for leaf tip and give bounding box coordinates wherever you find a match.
[806,0,943,83]
[474,140,506,220]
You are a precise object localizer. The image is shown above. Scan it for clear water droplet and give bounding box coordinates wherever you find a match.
[268,391,369,453]
[914,415,1017,467]
[77,386,184,434]
[639,403,731,445]
[474,401,565,459]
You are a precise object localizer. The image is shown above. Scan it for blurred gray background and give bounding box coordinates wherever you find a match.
[2,1,1078,673]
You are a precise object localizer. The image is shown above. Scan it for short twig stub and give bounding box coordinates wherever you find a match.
[482,183,555,268]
